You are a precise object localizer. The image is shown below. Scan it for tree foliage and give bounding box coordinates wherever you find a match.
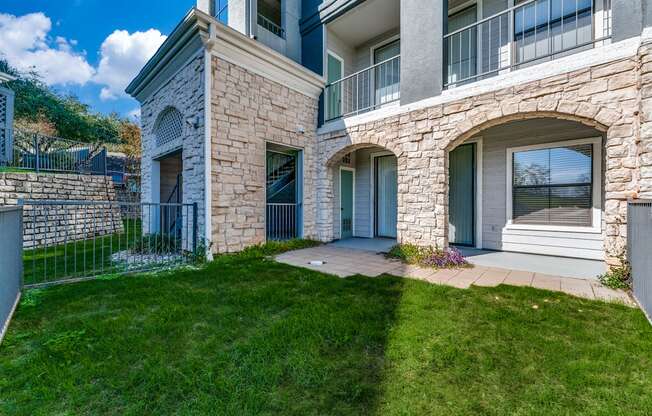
[0,59,123,144]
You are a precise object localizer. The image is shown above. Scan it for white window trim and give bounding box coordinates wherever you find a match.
[370,150,396,239]
[505,136,602,234]
[339,166,356,238]
[369,34,401,67]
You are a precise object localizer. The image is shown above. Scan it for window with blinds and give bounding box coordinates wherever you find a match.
[512,143,593,226]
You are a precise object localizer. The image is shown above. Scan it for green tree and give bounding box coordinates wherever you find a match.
[0,59,121,144]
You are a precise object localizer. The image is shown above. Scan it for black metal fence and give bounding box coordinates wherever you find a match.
[628,200,652,324]
[1,130,107,175]
[19,200,198,288]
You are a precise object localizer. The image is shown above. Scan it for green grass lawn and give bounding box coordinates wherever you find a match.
[1,245,651,415]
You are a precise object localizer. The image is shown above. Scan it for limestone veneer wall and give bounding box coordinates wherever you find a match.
[0,172,121,248]
[210,57,319,252]
[317,47,652,265]
[139,53,206,241]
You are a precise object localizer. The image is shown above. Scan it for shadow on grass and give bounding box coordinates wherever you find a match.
[1,256,407,415]
[2,253,652,415]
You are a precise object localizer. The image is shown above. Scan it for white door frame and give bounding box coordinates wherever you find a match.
[370,151,396,239]
[339,166,356,238]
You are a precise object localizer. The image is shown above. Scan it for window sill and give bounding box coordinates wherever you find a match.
[504,223,602,234]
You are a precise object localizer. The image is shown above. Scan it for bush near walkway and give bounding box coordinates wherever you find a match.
[1,240,651,415]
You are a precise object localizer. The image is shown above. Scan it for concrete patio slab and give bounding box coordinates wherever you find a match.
[329,237,397,253]
[275,245,634,306]
[457,247,607,279]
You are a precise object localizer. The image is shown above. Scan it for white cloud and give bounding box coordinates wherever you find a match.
[127,107,141,121]
[93,29,166,101]
[0,12,166,102]
[0,12,95,85]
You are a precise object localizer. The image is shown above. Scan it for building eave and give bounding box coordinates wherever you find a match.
[125,8,211,100]
[208,15,325,99]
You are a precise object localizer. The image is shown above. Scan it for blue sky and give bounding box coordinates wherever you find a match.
[1,0,196,119]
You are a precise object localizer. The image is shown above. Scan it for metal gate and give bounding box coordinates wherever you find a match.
[19,199,198,288]
[628,200,652,324]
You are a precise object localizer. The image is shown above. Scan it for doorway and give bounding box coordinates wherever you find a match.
[340,167,355,239]
[266,143,303,240]
[449,143,476,246]
[374,154,398,238]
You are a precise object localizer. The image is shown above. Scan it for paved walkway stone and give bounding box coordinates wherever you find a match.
[275,245,634,306]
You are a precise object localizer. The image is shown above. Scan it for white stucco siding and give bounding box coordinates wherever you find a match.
[475,118,605,260]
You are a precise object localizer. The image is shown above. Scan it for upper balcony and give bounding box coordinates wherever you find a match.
[323,0,400,121]
[443,0,612,88]
[322,0,613,122]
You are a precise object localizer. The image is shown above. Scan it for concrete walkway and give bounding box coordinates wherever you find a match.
[275,245,633,305]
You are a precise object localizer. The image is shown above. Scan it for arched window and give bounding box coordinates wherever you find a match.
[154,107,183,147]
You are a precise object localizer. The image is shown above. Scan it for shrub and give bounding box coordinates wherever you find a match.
[598,256,631,289]
[387,244,469,269]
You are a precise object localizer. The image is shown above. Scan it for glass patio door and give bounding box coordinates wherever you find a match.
[449,144,475,246]
[374,39,400,107]
[375,155,398,238]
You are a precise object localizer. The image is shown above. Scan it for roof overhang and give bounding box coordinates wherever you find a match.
[126,8,325,102]
[125,8,211,99]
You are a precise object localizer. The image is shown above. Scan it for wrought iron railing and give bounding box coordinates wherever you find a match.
[19,199,199,287]
[266,203,297,241]
[1,130,107,175]
[444,0,612,88]
[258,13,285,38]
[324,55,401,121]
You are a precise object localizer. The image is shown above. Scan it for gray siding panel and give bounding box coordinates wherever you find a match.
[475,118,605,259]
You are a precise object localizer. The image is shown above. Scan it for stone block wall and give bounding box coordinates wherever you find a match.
[0,172,121,248]
[139,53,206,242]
[638,40,652,199]
[210,57,319,252]
[317,51,648,265]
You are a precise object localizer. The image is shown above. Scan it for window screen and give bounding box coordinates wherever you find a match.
[512,143,593,226]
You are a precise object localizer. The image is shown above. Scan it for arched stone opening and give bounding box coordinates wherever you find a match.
[444,114,617,265]
[319,142,400,244]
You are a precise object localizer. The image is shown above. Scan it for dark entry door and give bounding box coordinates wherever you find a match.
[449,143,475,246]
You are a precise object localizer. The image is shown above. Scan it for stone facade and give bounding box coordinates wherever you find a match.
[638,40,652,199]
[317,50,652,266]
[139,54,207,240]
[210,57,319,252]
[0,172,121,248]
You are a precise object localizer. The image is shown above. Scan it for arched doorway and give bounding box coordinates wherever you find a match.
[448,117,606,261]
[325,144,399,247]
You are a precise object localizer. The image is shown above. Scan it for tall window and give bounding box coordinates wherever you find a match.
[511,142,594,227]
[215,0,228,24]
[258,0,284,38]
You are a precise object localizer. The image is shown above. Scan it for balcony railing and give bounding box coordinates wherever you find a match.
[258,13,285,38]
[324,55,401,121]
[444,0,612,88]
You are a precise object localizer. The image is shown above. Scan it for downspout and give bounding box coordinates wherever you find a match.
[203,23,214,260]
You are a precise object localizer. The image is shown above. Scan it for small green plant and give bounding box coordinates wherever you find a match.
[598,256,631,289]
[186,239,214,264]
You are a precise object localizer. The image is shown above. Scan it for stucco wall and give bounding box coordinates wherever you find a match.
[210,57,319,252]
